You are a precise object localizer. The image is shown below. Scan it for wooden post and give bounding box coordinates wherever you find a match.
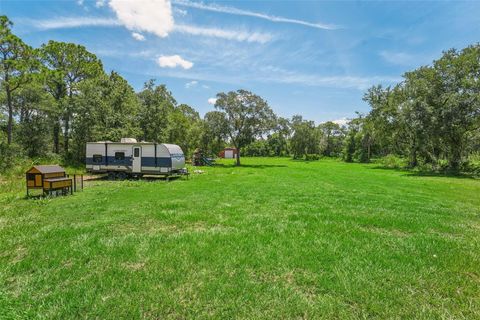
[81,174,83,190]
[73,174,77,192]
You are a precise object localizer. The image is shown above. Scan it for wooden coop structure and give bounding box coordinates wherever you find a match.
[26,165,80,197]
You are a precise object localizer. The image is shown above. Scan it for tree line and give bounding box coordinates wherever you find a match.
[1,15,479,171]
[349,45,480,171]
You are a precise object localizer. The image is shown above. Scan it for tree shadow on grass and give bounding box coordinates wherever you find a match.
[83,174,184,183]
[214,163,288,169]
[369,165,479,180]
[403,171,479,180]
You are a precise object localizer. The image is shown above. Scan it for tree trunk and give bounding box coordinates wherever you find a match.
[53,121,60,154]
[64,113,70,154]
[235,147,241,166]
[409,147,417,168]
[449,142,462,171]
[6,87,13,145]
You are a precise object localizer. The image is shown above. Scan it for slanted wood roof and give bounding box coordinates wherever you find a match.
[27,165,65,174]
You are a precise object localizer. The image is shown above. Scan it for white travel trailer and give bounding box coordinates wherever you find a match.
[86,138,186,179]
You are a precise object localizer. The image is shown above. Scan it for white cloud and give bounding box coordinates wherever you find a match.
[109,0,174,38]
[26,0,273,44]
[131,32,146,41]
[96,0,106,8]
[174,7,188,16]
[33,17,120,30]
[185,80,198,88]
[174,0,339,30]
[28,16,272,43]
[207,98,217,105]
[174,24,272,43]
[379,51,415,66]
[185,81,210,89]
[291,75,399,90]
[330,118,349,126]
[77,0,84,5]
[256,66,401,90]
[157,55,193,69]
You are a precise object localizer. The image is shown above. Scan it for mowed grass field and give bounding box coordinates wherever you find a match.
[1,158,479,319]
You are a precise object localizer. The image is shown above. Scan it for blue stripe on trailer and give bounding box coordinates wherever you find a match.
[86,157,172,167]
[141,157,171,167]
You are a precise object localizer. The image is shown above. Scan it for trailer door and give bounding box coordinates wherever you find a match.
[132,146,141,173]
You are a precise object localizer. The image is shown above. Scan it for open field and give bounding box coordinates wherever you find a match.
[1,158,479,319]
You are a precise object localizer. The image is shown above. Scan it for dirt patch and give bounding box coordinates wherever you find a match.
[122,261,146,271]
[82,175,107,181]
[465,271,480,283]
[11,246,28,264]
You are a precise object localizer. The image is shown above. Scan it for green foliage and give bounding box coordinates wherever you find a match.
[343,134,355,162]
[378,154,408,169]
[464,152,480,175]
[40,40,103,155]
[0,15,38,145]
[240,118,291,157]
[355,44,480,170]
[0,140,23,172]
[318,121,345,157]
[13,81,53,157]
[242,139,270,157]
[214,89,276,165]
[137,79,176,142]
[70,71,141,163]
[290,115,322,159]
[166,104,201,157]
[199,111,228,156]
[304,153,321,161]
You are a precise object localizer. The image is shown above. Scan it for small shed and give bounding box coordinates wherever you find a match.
[219,147,238,159]
[26,165,72,196]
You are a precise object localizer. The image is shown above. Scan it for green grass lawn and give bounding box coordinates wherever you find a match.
[1,157,479,319]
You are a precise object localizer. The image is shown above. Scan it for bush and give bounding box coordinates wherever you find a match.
[304,154,321,161]
[463,152,480,175]
[0,142,24,173]
[242,140,270,157]
[378,154,408,169]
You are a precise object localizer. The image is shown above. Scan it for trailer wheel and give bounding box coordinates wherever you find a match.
[107,172,116,180]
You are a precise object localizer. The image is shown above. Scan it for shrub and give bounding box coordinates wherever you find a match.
[0,142,24,173]
[463,152,480,175]
[304,154,321,161]
[379,154,408,169]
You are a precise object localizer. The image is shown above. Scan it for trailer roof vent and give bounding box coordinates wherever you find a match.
[120,138,137,143]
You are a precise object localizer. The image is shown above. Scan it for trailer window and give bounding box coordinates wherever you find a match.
[134,148,140,157]
[115,152,125,160]
[93,154,103,163]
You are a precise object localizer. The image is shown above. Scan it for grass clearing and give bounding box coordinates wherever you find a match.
[1,157,479,319]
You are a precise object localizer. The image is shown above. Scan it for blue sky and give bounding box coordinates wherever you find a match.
[2,0,480,124]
